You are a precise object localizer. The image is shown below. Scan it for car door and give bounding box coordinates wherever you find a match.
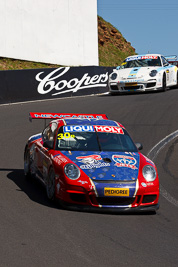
[161,56,175,85]
[36,122,58,180]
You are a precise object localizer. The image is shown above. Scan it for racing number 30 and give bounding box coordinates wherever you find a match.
[57,133,75,139]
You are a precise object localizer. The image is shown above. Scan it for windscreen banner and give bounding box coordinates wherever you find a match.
[0,66,113,104]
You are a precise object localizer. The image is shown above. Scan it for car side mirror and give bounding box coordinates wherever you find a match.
[135,142,143,150]
[43,140,53,149]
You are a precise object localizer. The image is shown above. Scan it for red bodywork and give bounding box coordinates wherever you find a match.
[25,113,159,212]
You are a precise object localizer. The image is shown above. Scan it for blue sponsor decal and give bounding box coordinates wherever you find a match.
[128,67,141,78]
[63,125,94,132]
[126,56,142,62]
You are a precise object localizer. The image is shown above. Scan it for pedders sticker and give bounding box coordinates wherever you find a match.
[112,155,137,170]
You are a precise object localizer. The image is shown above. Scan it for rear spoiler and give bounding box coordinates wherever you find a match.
[29,112,108,122]
[165,55,177,61]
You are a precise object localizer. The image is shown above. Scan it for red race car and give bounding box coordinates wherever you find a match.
[24,112,159,212]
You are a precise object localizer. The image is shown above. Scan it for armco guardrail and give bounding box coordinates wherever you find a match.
[0,66,113,104]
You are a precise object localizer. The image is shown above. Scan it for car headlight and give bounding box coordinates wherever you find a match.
[64,163,80,180]
[149,70,158,77]
[142,165,157,182]
[110,72,118,80]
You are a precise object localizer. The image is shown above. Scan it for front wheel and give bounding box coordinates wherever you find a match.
[46,168,55,200]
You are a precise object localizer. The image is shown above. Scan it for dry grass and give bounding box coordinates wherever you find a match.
[0,57,61,71]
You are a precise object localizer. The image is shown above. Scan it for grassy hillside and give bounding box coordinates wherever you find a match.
[0,16,136,70]
[98,16,135,66]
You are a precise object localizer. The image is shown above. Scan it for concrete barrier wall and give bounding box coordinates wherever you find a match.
[0,66,113,104]
[0,0,98,66]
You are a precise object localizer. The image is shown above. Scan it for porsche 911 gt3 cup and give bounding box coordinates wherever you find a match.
[108,54,178,94]
[24,112,159,213]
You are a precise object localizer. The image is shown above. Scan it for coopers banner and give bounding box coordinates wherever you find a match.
[0,66,113,104]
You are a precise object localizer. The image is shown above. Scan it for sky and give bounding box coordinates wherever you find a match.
[97,0,178,59]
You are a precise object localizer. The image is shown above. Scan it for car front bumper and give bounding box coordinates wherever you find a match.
[109,79,161,93]
[58,200,159,213]
[56,184,159,213]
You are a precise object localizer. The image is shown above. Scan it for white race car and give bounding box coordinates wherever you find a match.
[108,54,178,94]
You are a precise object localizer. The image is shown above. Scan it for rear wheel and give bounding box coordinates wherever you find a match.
[161,73,167,92]
[24,147,31,178]
[176,72,178,88]
[46,168,55,200]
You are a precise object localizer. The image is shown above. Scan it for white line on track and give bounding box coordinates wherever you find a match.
[147,130,178,208]
[0,93,108,107]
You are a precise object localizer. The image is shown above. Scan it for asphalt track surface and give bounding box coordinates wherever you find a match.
[0,89,178,267]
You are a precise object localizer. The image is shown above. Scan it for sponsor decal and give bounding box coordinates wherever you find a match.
[147,182,154,186]
[119,79,144,83]
[126,56,142,61]
[94,125,124,134]
[112,155,137,170]
[63,125,124,134]
[126,55,158,62]
[76,155,110,169]
[76,155,102,164]
[36,67,108,96]
[57,133,75,139]
[141,182,147,187]
[144,156,155,166]
[104,187,129,196]
[80,162,110,170]
[64,125,94,132]
[54,154,68,165]
[141,55,158,59]
[77,180,88,185]
[32,113,107,120]
[125,83,138,87]
[128,73,136,76]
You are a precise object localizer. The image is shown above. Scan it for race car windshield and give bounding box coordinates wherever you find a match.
[56,126,137,152]
[120,57,161,69]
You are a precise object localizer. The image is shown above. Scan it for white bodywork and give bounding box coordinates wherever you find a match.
[108,54,178,93]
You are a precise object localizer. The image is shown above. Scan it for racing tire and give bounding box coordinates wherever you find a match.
[24,147,32,178]
[161,73,167,92]
[46,168,55,200]
[109,91,121,96]
[175,72,178,88]
[109,91,115,96]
